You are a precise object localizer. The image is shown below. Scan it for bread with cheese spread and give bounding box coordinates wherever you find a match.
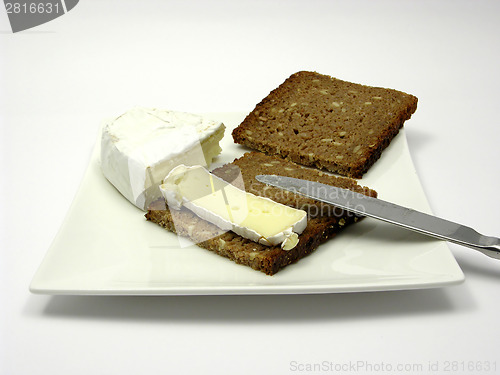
[146,152,376,275]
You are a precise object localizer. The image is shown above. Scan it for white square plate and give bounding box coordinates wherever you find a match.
[30,112,464,295]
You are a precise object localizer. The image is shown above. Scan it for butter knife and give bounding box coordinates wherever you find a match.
[255,175,500,260]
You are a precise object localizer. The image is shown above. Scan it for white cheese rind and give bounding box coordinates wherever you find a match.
[100,107,225,210]
[160,165,307,250]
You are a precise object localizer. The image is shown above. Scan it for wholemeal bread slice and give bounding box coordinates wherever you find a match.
[146,152,376,275]
[232,71,418,178]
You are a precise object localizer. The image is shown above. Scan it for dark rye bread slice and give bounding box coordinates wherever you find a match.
[146,152,377,275]
[232,71,418,178]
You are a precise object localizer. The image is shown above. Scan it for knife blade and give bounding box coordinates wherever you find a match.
[255,174,500,260]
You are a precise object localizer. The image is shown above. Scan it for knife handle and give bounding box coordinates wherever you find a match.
[401,219,500,261]
[466,236,500,260]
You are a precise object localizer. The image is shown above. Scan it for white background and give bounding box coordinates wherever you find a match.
[1,1,500,374]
